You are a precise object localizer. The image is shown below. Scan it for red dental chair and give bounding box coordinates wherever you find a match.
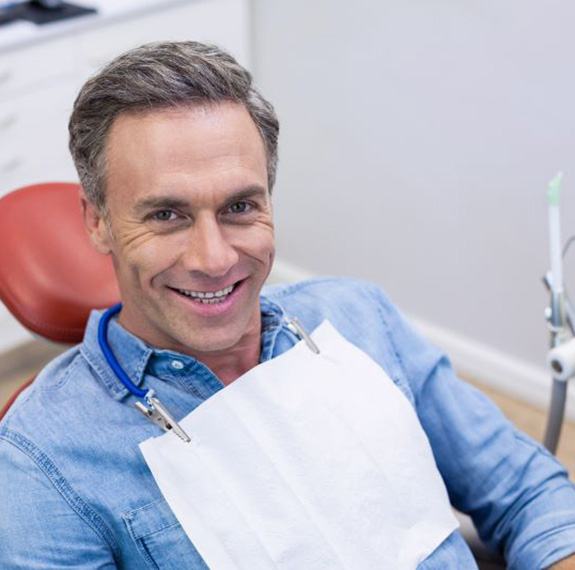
[0,182,119,419]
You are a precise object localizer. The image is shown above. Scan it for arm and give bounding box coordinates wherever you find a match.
[373,287,575,569]
[0,435,117,569]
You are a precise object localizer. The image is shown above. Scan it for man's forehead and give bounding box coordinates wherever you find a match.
[105,103,266,169]
[103,102,269,204]
[106,102,258,145]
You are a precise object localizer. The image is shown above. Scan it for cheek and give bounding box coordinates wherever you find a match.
[116,234,184,282]
[229,225,275,262]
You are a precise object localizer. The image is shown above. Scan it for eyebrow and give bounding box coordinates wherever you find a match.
[134,196,189,215]
[133,185,268,215]
[225,185,268,203]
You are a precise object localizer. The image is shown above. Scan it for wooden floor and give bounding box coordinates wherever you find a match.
[1,342,574,478]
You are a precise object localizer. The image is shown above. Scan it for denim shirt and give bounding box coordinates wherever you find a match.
[1,278,575,569]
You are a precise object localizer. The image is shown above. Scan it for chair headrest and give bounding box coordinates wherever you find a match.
[0,183,120,343]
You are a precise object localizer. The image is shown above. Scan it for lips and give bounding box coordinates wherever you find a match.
[168,280,242,306]
[172,283,235,304]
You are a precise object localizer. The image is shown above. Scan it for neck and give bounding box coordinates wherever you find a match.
[199,340,261,385]
[185,314,264,385]
[116,305,263,385]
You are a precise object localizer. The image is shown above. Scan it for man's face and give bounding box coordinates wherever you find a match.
[84,102,275,358]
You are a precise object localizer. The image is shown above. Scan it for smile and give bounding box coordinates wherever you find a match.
[172,283,236,304]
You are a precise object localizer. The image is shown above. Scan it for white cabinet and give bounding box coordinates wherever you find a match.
[0,77,80,191]
[0,0,249,352]
[78,0,250,73]
[0,34,79,194]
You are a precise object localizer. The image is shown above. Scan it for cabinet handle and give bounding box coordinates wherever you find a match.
[1,157,22,174]
[0,114,17,131]
[0,69,13,87]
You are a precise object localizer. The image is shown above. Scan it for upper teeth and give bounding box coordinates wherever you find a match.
[177,284,234,299]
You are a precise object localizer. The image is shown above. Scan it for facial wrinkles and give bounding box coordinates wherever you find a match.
[103,209,176,285]
[221,206,274,245]
[228,226,274,267]
[106,187,274,277]
[117,220,161,252]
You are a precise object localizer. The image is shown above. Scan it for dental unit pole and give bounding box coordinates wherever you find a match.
[544,173,571,453]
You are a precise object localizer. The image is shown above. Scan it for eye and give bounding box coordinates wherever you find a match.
[227,200,253,215]
[151,210,178,222]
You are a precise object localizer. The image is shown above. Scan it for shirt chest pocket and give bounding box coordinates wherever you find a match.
[123,498,209,570]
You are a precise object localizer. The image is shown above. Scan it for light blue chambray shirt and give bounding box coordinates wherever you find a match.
[1,278,575,569]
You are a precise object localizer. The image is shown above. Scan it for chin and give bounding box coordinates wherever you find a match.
[179,330,241,355]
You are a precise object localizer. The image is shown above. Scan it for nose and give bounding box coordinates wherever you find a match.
[182,214,239,278]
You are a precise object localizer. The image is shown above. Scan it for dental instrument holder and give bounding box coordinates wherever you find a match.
[544,277,572,453]
[542,172,573,454]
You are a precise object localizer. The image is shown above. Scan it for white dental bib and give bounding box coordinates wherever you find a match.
[140,321,458,569]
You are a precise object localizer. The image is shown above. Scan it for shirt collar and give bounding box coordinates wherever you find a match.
[81,294,287,401]
[259,295,286,362]
[81,309,153,401]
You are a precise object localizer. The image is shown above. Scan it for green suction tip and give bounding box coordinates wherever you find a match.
[548,172,563,206]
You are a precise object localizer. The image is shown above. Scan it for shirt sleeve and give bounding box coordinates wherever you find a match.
[0,435,117,569]
[373,286,575,570]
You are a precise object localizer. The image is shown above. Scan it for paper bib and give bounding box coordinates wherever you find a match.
[140,320,458,569]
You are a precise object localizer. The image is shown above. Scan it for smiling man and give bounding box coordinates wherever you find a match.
[1,41,575,569]
[85,104,275,382]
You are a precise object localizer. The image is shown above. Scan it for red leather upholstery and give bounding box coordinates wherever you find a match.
[0,182,119,343]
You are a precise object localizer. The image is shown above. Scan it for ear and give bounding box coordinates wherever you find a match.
[80,193,113,255]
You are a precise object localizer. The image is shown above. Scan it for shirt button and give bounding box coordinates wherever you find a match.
[171,360,184,370]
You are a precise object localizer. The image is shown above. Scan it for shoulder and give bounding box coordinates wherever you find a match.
[264,276,446,404]
[263,276,395,319]
[264,275,384,297]
[1,345,86,429]
[0,343,120,555]
[263,276,402,339]
[0,341,120,465]
[0,345,96,480]
[264,277,410,380]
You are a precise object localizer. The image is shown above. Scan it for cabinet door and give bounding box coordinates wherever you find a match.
[0,78,80,197]
[78,0,250,75]
[0,35,75,102]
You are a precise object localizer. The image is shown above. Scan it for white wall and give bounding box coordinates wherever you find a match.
[253,1,575,403]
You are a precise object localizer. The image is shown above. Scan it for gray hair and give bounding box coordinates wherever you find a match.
[68,41,279,211]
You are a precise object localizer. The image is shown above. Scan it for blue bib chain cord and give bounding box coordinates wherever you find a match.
[98,303,147,398]
[98,303,191,443]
